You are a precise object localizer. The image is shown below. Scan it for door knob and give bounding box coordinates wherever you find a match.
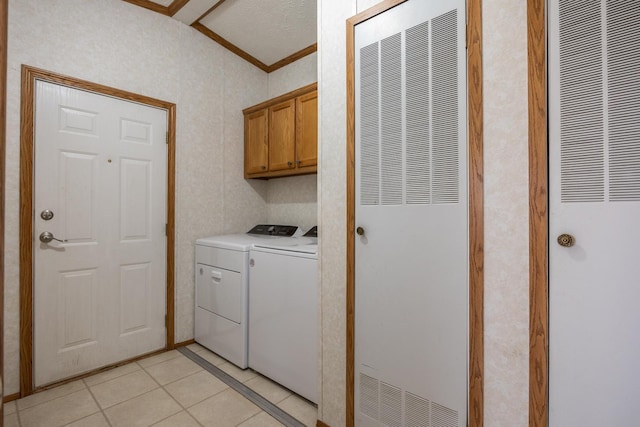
[356,226,365,236]
[39,231,67,243]
[557,233,575,247]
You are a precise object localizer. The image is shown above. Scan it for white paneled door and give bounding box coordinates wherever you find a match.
[33,81,168,387]
[354,0,467,425]
[549,1,640,425]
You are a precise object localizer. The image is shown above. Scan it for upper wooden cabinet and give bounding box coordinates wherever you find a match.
[244,109,268,175]
[243,83,317,179]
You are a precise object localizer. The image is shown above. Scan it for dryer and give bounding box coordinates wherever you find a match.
[194,225,304,368]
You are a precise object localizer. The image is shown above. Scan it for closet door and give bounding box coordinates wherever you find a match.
[354,1,467,425]
[548,1,640,425]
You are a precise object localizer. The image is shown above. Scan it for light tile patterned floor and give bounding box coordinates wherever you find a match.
[4,343,318,427]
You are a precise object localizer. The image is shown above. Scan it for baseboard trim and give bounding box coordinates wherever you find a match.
[174,338,196,348]
[3,392,20,403]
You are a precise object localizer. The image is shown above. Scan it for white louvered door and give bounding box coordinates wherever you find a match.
[354,1,467,426]
[549,1,640,425]
[34,81,167,387]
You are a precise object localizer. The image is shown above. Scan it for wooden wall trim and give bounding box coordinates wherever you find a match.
[3,393,20,404]
[0,0,7,417]
[122,0,170,16]
[125,0,316,73]
[316,420,331,427]
[346,0,484,425]
[266,44,318,73]
[19,65,177,397]
[527,0,548,425]
[191,23,270,72]
[194,0,227,24]
[243,83,317,115]
[167,0,190,17]
[467,0,484,425]
[19,65,35,397]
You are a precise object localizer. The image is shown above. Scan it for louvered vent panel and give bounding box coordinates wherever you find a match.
[360,42,380,206]
[380,382,402,427]
[406,21,431,205]
[380,33,403,205]
[607,0,640,201]
[360,373,380,420]
[559,0,604,202]
[431,402,458,427]
[405,391,430,427]
[431,10,459,204]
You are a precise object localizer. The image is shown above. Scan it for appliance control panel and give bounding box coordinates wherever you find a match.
[303,226,318,238]
[247,224,299,236]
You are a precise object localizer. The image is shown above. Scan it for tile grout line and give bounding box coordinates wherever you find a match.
[136,360,193,426]
[177,347,306,427]
[82,378,114,427]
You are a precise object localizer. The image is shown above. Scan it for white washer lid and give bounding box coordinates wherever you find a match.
[196,234,313,251]
[253,242,318,255]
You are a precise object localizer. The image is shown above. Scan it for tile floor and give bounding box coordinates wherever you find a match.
[3,343,318,427]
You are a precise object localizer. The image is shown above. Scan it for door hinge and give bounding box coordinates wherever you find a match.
[165,224,168,235]
[166,132,169,144]
[165,315,167,326]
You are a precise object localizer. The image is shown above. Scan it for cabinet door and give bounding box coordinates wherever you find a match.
[244,109,268,175]
[268,99,296,172]
[295,91,318,168]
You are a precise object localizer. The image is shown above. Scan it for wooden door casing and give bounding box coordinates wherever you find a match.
[19,65,176,397]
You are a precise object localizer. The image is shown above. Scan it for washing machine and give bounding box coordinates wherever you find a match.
[248,227,318,402]
[195,224,306,368]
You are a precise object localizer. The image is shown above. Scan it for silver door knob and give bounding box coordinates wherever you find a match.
[356,226,365,236]
[557,233,575,247]
[39,231,67,243]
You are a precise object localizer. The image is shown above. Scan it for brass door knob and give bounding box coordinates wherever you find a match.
[356,226,365,236]
[557,233,575,247]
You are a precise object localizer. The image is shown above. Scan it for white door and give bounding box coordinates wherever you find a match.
[549,1,640,425]
[354,0,467,425]
[34,80,168,387]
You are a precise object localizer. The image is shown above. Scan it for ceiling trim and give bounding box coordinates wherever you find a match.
[194,0,228,24]
[191,22,271,72]
[123,0,188,17]
[265,43,317,73]
[123,0,318,73]
[167,0,190,16]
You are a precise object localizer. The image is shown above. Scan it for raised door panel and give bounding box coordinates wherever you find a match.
[244,109,269,176]
[268,99,296,172]
[295,91,318,168]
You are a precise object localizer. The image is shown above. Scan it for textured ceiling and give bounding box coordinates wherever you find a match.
[133,0,317,70]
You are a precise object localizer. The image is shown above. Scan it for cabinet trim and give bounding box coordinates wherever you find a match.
[243,83,317,115]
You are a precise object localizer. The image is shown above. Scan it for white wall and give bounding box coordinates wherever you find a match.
[3,0,270,395]
[317,0,529,426]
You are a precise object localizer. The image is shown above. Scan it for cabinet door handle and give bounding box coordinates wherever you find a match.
[287,161,293,167]
[261,165,266,170]
[296,160,301,165]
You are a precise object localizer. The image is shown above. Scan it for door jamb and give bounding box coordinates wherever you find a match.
[19,65,177,397]
[345,0,484,425]
[527,0,548,425]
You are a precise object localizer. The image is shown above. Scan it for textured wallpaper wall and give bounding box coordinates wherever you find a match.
[3,0,270,395]
[317,0,530,425]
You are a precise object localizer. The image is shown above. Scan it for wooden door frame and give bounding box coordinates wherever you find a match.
[345,0,484,425]
[19,65,176,397]
[527,0,548,425]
